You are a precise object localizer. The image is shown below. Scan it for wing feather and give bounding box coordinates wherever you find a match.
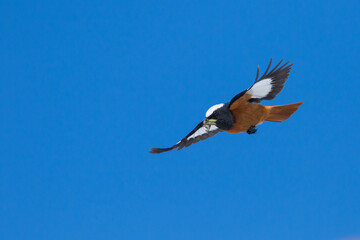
[150,122,219,153]
[229,59,293,107]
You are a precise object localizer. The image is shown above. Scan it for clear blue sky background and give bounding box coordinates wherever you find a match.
[1,1,360,239]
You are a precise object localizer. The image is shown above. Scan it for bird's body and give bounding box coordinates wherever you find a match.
[225,92,302,133]
[150,59,302,153]
[226,93,268,133]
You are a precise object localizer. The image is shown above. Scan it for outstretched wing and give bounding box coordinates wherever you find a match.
[229,59,293,108]
[150,122,220,154]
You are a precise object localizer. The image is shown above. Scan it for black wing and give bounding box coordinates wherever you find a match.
[229,59,293,106]
[150,121,220,154]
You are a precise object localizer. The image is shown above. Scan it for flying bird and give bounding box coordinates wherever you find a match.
[150,59,302,153]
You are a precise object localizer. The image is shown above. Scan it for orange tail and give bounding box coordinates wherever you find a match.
[265,102,303,122]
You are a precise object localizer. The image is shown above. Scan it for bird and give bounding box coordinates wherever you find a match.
[150,59,302,153]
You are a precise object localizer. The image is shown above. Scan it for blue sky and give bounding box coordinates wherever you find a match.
[1,0,360,239]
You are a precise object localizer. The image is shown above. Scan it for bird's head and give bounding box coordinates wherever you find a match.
[204,103,235,131]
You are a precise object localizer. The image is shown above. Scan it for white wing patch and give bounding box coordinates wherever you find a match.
[247,78,272,99]
[205,103,225,117]
[188,125,218,140]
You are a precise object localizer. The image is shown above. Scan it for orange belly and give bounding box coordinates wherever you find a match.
[225,101,269,134]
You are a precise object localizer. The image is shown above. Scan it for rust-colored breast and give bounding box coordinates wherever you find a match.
[226,94,269,133]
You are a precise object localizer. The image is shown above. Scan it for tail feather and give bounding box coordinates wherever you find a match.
[265,102,302,122]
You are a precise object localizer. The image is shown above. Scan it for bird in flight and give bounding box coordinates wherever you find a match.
[150,59,302,153]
